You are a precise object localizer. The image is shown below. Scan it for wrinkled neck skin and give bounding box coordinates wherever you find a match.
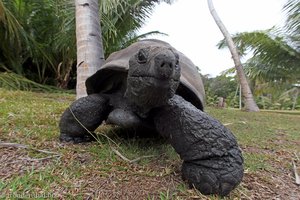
[125,77,179,118]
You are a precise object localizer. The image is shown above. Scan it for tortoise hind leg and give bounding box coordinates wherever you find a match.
[59,94,111,143]
[153,95,244,196]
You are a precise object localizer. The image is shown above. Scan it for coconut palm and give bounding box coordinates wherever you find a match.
[74,0,172,98]
[0,0,31,75]
[218,0,300,84]
[284,0,300,50]
[219,29,300,84]
[217,0,300,110]
[100,0,172,57]
[207,0,259,112]
[0,0,72,84]
[0,0,172,91]
[75,0,104,98]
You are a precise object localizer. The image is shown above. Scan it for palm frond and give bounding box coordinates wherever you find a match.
[283,0,300,51]
[218,30,300,82]
[101,0,173,57]
[0,0,175,88]
[283,0,300,34]
[0,0,30,74]
[0,72,62,92]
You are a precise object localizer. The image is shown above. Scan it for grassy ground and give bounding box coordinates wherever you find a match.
[0,88,299,199]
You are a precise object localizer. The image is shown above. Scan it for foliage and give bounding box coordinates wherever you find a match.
[0,0,172,89]
[100,0,171,57]
[217,0,300,83]
[283,0,300,50]
[0,0,76,86]
[218,29,300,83]
[216,0,300,110]
[207,75,237,98]
[0,72,68,93]
[202,74,238,107]
[255,85,300,110]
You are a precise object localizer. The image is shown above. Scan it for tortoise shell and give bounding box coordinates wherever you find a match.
[86,39,205,110]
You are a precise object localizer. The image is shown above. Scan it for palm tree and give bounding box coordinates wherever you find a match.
[100,0,171,57]
[0,0,32,75]
[75,0,104,98]
[75,0,173,98]
[219,30,300,83]
[284,0,300,51]
[0,0,74,85]
[207,0,259,112]
[216,0,300,110]
[217,0,300,85]
[0,0,173,92]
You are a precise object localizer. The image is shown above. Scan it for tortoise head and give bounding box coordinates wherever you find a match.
[125,46,181,112]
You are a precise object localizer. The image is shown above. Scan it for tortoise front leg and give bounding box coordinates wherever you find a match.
[59,94,111,143]
[153,95,244,196]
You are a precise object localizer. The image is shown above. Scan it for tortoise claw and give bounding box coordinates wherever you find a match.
[59,133,96,143]
[182,161,243,196]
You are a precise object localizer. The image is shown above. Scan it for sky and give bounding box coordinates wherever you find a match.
[139,0,287,77]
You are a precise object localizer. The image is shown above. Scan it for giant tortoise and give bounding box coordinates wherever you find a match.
[59,39,244,196]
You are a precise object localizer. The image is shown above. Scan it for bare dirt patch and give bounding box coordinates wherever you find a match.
[0,147,54,181]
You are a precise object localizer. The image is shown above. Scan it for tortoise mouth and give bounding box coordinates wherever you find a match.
[129,74,179,82]
[125,75,179,114]
[128,75,179,90]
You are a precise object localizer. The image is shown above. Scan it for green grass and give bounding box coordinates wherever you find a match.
[0,88,299,199]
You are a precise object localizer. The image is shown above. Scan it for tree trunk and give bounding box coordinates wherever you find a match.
[292,88,299,110]
[75,0,105,99]
[207,0,259,112]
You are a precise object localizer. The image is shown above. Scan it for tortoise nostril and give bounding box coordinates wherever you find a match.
[161,62,173,69]
[157,62,174,79]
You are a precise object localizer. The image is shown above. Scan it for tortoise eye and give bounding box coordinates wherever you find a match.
[137,49,148,64]
[175,53,179,68]
[175,60,179,69]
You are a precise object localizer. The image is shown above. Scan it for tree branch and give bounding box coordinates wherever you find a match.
[111,147,154,163]
[0,142,60,155]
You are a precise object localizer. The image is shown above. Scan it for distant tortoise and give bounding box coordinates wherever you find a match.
[59,39,243,196]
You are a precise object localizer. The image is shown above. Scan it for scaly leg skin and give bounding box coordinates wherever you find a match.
[153,95,244,196]
[59,94,111,143]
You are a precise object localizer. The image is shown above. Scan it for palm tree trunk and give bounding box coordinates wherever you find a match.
[75,0,105,99]
[207,0,259,112]
[292,87,299,110]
